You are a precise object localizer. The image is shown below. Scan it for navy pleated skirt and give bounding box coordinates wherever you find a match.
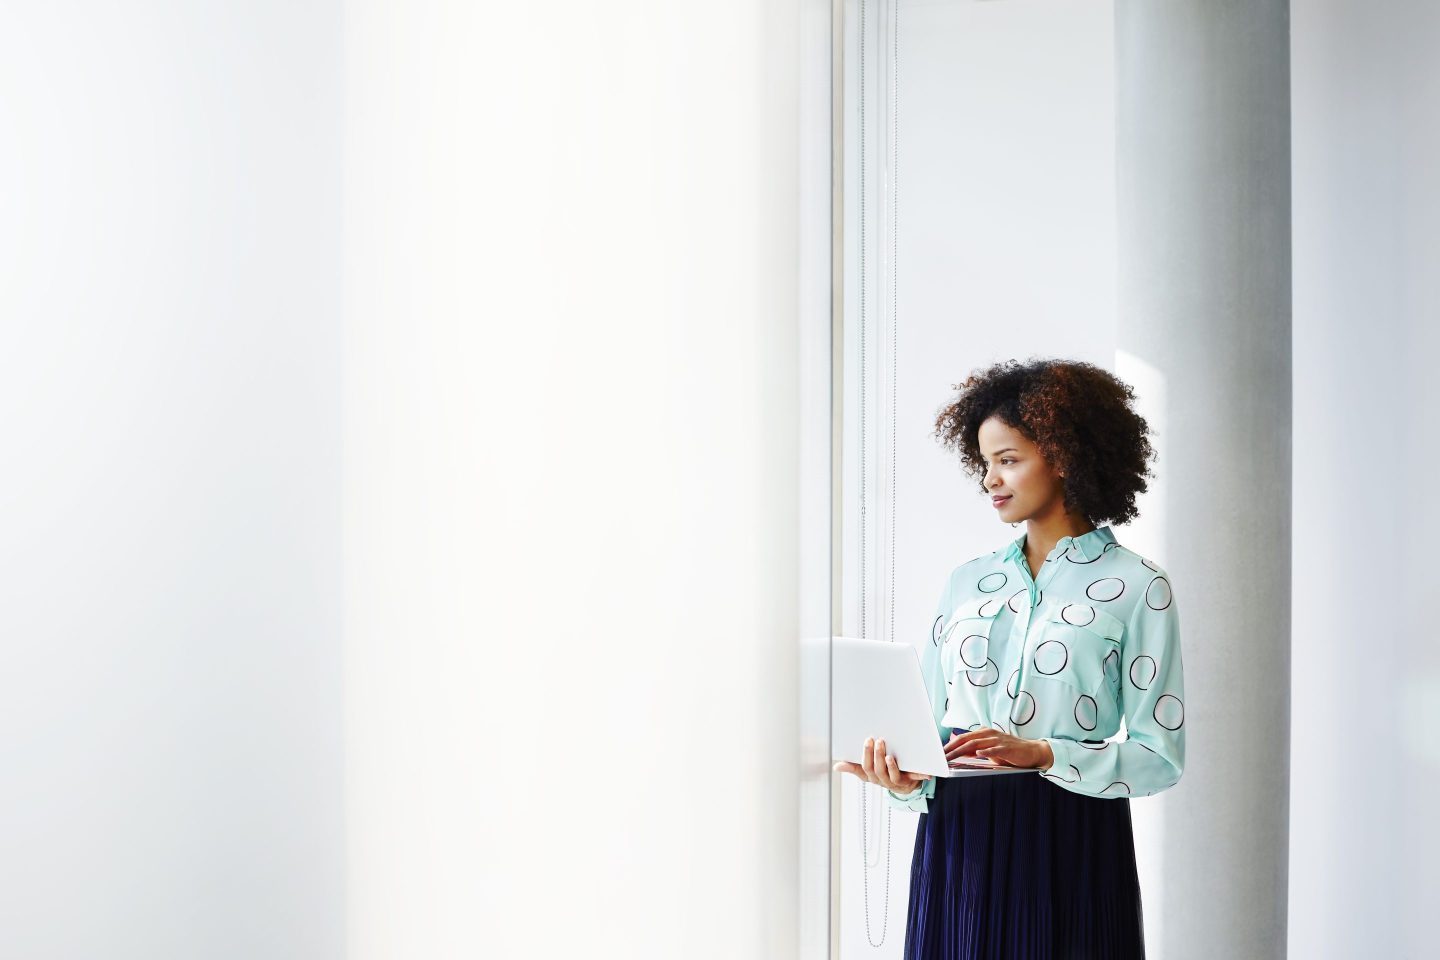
[903,770,1145,960]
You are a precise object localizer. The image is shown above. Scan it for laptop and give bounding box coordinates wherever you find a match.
[832,635,1037,779]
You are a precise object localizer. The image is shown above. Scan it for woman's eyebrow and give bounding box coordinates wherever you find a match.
[983,447,1019,458]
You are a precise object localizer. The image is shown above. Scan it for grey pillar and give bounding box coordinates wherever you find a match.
[1115,2,1291,958]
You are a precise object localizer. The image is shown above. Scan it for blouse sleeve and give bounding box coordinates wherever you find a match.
[883,569,955,814]
[1038,571,1186,799]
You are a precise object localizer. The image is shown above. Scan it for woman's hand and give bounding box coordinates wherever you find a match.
[946,727,1054,769]
[831,736,934,796]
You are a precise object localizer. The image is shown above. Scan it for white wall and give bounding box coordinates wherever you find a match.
[341,2,805,957]
[1291,2,1440,957]
[1,3,814,957]
[0,5,344,959]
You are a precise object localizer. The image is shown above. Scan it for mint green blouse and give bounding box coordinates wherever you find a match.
[886,525,1186,813]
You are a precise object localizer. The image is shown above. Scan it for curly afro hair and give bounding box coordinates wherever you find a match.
[932,357,1156,527]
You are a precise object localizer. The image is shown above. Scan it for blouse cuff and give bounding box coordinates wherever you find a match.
[884,776,935,814]
[1037,737,1082,785]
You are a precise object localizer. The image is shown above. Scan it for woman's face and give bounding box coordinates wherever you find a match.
[976,415,1066,524]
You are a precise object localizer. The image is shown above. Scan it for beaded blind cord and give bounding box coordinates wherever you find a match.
[857,0,900,948]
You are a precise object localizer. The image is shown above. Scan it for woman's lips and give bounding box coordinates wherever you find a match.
[992,496,1012,507]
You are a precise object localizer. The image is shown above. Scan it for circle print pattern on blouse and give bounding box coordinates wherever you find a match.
[1063,541,1119,565]
[1010,691,1036,725]
[1074,695,1098,730]
[1129,655,1157,690]
[1145,575,1173,610]
[1103,648,1120,682]
[966,659,999,687]
[977,572,1008,593]
[1154,694,1184,730]
[1140,557,1160,573]
[959,633,987,668]
[976,596,1008,618]
[1059,603,1098,627]
[1007,589,1028,614]
[932,613,945,647]
[1007,668,1019,699]
[1086,577,1125,602]
[1033,639,1069,675]
[1079,741,1108,750]
[1102,781,1131,795]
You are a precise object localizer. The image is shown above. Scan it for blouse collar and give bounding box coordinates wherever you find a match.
[1004,524,1116,564]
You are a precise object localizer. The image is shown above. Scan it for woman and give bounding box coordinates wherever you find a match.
[833,357,1186,959]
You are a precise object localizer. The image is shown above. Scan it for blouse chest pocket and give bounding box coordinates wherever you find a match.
[940,594,1007,686]
[1029,602,1123,697]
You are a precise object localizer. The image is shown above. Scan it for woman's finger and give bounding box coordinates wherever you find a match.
[976,747,1021,766]
[890,756,934,785]
[861,737,881,784]
[875,739,899,789]
[952,726,1003,745]
[953,735,1005,756]
[887,753,923,791]
[884,753,908,791]
[975,742,1023,765]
